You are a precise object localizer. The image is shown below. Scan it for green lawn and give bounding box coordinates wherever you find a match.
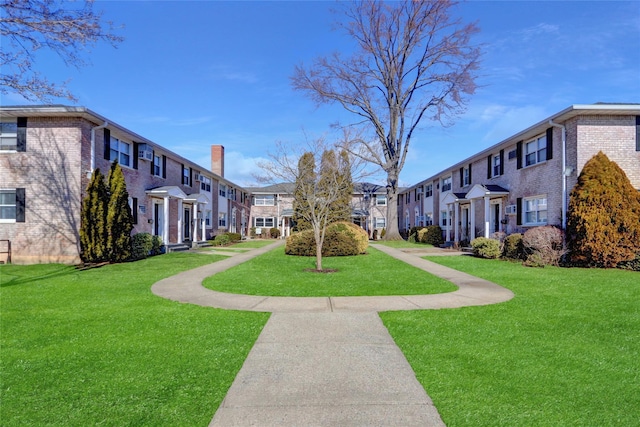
[0,254,269,427]
[381,256,640,426]
[203,246,456,296]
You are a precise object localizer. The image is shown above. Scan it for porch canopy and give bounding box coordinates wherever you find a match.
[441,193,468,242]
[145,186,188,244]
[465,184,510,239]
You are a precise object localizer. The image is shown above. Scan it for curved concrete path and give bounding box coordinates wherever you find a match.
[152,241,514,312]
[152,241,514,426]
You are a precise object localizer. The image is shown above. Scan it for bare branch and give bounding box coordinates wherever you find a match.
[0,0,124,101]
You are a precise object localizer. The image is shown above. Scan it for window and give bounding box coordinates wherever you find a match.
[424,184,433,198]
[441,210,448,227]
[218,212,227,227]
[182,166,191,186]
[253,195,275,206]
[219,184,226,197]
[205,210,211,227]
[200,176,211,192]
[254,217,274,227]
[405,212,410,231]
[524,196,547,225]
[376,195,387,206]
[227,188,234,200]
[441,176,452,192]
[415,208,421,226]
[0,120,17,151]
[425,213,433,226]
[0,189,24,222]
[374,217,386,228]
[463,166,471,186]
[110,136,131,167]
[492,154,501,177]
[153,154,163,177]
[525,135,547,167]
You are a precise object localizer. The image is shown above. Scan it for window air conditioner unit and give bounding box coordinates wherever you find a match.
[195,174,204,182]
[138,144,153,161]
[505,205,517,215]
[417,187,423,193]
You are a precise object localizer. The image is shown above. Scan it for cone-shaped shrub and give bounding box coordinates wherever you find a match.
[106,161,134,262]
[566,152,640,268]
[80,168,108,263]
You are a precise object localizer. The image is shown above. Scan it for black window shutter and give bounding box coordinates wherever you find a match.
[150,150,155,175]
[162,156,166,178]
[103,129,111,160]
[516,197,522,226]
[546,128,554,160]
[499,149,504,175]
[636,116,640,151]
[189,168,193,186]
[16,188,25,222]
[16,117,27,152]
[133,143,139,170]
[459,167,464,186]
[468,163,472,185]
[487,155,492,179]
[132,198,138,225]
[516,141,523,170]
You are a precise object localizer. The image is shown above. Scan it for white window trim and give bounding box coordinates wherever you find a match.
[524,134,547,168]
[153,154,163,177]
[0,120,18,152]
[376,195,387,206]
[374,217,386,228]
[0,188,17,223]
[254,217,275,228]
[523,195,548,226]
[441,176,452,192]
[492,154,501,178]
[254,195,275,206]
[110,136,132,168]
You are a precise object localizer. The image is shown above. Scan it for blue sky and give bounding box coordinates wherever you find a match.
[6,0,640,187]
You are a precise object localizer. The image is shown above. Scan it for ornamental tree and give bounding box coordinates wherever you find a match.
[80,168,108,263]
[106,161,133,262]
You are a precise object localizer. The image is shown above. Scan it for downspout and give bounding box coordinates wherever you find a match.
[90,121,108,174]
[548,119,567,231]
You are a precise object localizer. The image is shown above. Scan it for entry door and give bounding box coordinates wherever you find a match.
[461,206,470,240]
[154,203,164,238]
[491,203,501,233]
[184,208,191,241]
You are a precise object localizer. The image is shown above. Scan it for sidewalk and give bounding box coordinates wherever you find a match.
[151,241,514,426]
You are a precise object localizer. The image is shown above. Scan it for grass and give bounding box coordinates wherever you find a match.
[381,256,640,426]
[0,254,269,427]
[203,246,456,297]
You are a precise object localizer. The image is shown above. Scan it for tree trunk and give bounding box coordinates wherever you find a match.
[383,171,403,241]
[314,227,323,271]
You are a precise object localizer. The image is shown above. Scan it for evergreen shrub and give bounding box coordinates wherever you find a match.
[503,233,525,260]
[566,151,640,268]
[285,221,368,256]
[418,225,444,246]
[270,228,281,238]
[131,233,155,260]
[471,237,502,259]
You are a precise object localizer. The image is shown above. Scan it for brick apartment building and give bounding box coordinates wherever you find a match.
[245,182,389,239]
[0,106,250,264]
[398,104,640,244]
[1,103,638,263]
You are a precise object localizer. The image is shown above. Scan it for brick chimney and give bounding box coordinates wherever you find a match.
[211,145,224,177]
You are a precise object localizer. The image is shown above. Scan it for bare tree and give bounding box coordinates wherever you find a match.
[258,135,362,271]
[292,0,481,240]
[1,0,123,102]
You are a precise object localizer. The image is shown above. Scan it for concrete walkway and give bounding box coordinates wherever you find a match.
[151,241,514,426]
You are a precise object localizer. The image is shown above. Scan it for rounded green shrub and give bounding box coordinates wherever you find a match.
[418,225,444,246]
[503,233,524,260]
[285,221,368,256]
[471,237,502,259]
[131,232,154,260]
[226,232,241,242]
[270,228,281,238]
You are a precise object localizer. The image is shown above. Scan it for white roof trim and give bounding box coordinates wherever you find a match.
[145,186,187,199]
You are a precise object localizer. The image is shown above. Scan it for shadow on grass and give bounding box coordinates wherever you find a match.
[0,264,78,288]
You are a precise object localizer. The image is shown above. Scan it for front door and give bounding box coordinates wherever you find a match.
[154,202,164,239]
[491,202,501,233]
[184,208,191,241]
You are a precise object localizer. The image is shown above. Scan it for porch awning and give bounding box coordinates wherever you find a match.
[184,193,210,204]
[442,192,468,205]
[465,184,509,199]
[351,209,369,217]
[281,208,294,217]
[145,186,187,199]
